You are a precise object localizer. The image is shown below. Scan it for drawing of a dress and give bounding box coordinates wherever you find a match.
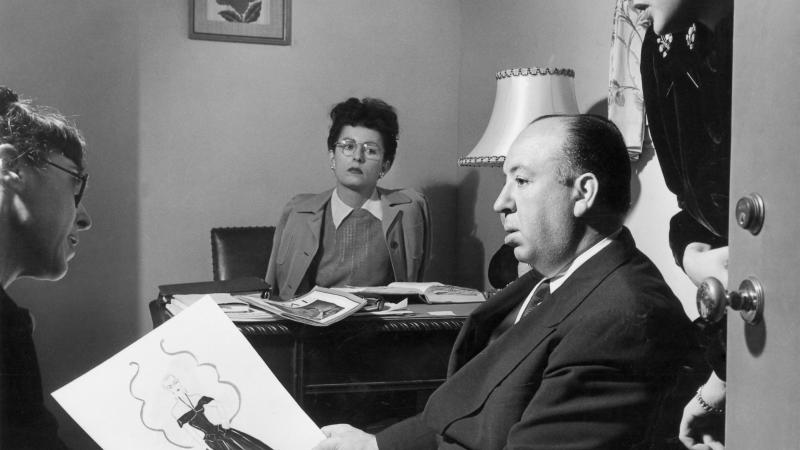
[177,396,272,450]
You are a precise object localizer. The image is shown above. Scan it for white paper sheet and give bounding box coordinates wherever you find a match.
[53,296,325,450]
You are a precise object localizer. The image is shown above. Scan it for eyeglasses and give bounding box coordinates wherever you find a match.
[43,158,88,207]
[334,139,383,161]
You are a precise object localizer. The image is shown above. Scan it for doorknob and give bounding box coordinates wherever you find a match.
[735,193,765,235]
[697,276,764,325]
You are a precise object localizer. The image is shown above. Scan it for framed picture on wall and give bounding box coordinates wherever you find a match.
[189,0,291,45]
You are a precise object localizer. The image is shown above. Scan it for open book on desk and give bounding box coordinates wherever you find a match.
[336,282,486,304]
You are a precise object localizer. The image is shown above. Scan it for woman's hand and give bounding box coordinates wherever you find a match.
[679,372,726,450]
[312,424,378,450]
[683,244,729,287]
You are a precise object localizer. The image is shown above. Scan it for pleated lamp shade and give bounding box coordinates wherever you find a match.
[459,68,579,167]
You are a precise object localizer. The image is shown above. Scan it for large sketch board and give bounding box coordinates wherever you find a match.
[53,297,324,449]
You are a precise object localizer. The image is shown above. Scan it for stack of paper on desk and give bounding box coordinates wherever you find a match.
[158,277,270,298]
[53,297,325,450]
[336,282,487,304]
[166,293,278,322]
[170,293,250,312]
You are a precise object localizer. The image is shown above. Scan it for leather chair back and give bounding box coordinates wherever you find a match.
[210,226,275,281]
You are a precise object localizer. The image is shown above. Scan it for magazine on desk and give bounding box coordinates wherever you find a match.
[239,286,368,326]
[336,282,487,304]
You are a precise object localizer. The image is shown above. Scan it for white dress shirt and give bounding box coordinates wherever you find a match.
[330,188,383,228]
[513,229,622,324]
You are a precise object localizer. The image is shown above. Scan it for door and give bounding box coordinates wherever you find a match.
[726,2,800,448]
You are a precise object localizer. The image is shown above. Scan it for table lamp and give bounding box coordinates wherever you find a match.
[458,67,579,167]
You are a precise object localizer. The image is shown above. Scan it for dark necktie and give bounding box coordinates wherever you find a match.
[489,278,551,343]
[520,278,551,319]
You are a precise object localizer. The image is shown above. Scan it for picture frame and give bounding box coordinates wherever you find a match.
[189,0,291,46]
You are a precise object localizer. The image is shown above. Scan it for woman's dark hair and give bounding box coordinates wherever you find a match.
[0,86,86,169]
[326,97,399,164]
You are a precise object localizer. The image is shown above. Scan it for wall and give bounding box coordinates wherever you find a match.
[137,0,464,328]
[456,0,697,314]
[1,1,462,447]
[0,1,699,448]
[0,1,142,447]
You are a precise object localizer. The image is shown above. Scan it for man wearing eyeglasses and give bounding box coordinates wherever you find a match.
[1,86,92,450]
[1,149,90,281]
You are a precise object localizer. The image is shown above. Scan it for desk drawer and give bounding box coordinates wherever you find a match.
[302,327,458,385]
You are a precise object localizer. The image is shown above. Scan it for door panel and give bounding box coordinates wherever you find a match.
[727,2,800,448]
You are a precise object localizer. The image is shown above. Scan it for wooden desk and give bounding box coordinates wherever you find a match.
[149,301,477,429]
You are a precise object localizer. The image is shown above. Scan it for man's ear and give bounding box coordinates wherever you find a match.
[382,160,392,175]
[0,143,22,184]
[572,172,598,218]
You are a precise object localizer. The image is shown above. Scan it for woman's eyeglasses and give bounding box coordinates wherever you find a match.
[334,139,383,160]
[42,159,88,207]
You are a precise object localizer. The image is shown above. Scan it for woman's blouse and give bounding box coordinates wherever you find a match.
[314,202,394,289]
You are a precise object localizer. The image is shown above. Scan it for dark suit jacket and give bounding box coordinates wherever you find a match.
[265,187,430,299]
[1,288,70,449]
[377,228,699,450]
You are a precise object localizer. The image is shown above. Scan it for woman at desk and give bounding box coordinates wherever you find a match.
[266,98,430,299]
[0,86,92,449]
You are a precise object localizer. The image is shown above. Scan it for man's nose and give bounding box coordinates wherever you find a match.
[76,203,92,231]
[493,183,513,214]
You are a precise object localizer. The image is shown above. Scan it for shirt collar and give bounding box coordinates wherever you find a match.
[548,228,622,293]
[330,188,383,228]
[513,228,621,325]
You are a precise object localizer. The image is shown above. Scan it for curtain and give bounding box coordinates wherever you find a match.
[608,0,651,160]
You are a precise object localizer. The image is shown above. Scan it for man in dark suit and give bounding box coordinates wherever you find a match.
[314,114,699,450]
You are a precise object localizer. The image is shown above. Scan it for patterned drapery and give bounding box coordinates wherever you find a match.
[608,0,652,160]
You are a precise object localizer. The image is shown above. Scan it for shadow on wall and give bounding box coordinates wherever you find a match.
[2,2,142,449]
[453,170,486,289]
[421,171,485,288]
[420,183,460,285]
[630,141,657,211]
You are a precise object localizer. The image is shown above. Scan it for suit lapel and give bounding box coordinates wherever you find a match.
[427,228,638,431]
[448,271,540,371]
[426,278,555,432]
[536,228,635,327]
[306,211,323,244]
[295,190,330,245]
[283,191,329,295]
[380,188,411,236]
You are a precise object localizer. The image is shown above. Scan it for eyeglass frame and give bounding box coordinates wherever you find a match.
[2,146,88,207]
[333,138,384,161]
[42,158,88,207]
